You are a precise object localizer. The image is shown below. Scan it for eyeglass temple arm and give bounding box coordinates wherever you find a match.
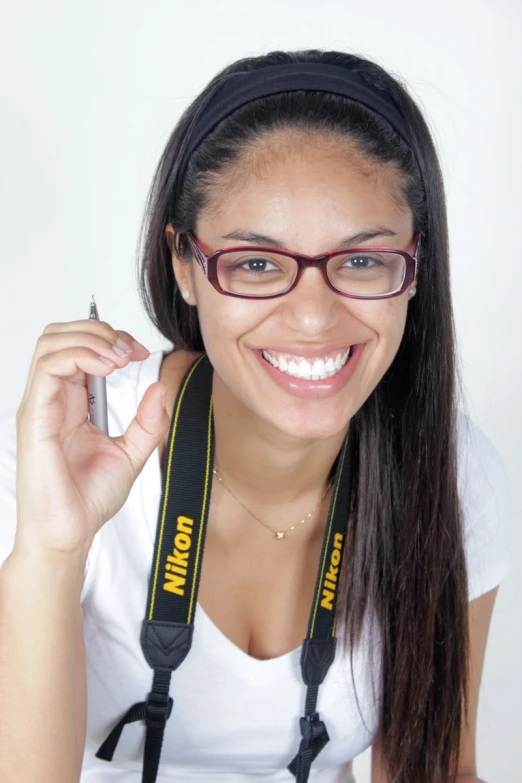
[411,233,421,283]
[414,233,421,260]
[186,234,208,274]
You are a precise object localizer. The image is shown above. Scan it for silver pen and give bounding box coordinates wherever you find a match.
[87,294,109,435]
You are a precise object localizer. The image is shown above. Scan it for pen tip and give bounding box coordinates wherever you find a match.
[89,295,99,321]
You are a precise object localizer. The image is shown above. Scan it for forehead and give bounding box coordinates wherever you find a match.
[198,129,412,236]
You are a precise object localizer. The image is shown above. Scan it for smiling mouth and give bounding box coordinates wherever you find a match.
[261,347,352,380]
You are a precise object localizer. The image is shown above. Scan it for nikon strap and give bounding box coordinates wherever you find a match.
[95,352,353,783]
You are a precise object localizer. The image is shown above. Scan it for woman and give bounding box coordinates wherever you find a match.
[0,49,511,783]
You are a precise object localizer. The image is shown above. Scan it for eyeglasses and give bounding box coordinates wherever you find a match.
[186,232,420,300]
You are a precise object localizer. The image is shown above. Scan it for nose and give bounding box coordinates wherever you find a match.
[282,267,342,337]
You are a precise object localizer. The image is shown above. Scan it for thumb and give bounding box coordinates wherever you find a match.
[118,382,170,478]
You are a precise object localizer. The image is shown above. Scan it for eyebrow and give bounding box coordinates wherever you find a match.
[220,227,399,251]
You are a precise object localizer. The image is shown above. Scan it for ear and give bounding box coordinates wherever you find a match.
[165,224,197,305]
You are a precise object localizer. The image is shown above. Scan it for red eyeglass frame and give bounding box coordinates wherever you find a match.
[185,232,420,300]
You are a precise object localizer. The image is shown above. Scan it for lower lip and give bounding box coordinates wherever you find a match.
[253,343,366,399]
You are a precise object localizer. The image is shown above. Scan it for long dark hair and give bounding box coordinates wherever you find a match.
[137,49,471,783]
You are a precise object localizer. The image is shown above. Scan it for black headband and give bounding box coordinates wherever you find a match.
[175,62,413,188]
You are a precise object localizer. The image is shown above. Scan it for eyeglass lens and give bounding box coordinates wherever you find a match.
[216,250,406,297]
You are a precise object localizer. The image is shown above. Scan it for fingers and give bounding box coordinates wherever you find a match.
[39,321,149,366]
[17,321,151,435]
[114,382,170,479]
[17,347,124,441]
[19,321,150,413]
[42,320,148,356]
[14,322,166,558]
[36,329,145,367]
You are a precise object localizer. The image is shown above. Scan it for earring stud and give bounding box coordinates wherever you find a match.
[409,288,416,297]
[182,290,190,300]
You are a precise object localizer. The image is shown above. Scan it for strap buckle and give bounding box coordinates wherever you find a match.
[288,711,330,780]
[144,691,173,730]
[299,711,327,744]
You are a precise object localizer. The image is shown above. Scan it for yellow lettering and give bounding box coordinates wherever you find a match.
[168,551,189,569]
[325,565,338,583]
[162,520,195,596]
[177,516,194,534]
[165,562,187,576]
[320,533,344,610]
[175,532,191,551]
[163,573,186,595]
[320,589,334,610]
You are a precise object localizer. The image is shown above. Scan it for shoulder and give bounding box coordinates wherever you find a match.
[455,409,512,601]
[160,348,204,378]
[456,410,508,488]
[455,409,511,530]
[159,349,205,420]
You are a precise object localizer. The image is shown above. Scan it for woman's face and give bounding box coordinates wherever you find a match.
[170,131,417,442]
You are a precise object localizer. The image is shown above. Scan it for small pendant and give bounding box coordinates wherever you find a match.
[275,531,285,540]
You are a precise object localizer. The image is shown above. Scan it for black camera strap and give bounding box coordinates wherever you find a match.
[95,353,353,783]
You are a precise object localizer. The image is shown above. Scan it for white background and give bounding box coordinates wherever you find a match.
[0,0,520,779]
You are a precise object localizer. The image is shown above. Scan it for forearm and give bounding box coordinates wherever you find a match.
[0,546,87,783]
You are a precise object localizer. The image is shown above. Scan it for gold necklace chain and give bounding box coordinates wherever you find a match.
[212,468,334,540]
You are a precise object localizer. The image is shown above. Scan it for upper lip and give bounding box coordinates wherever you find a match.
[253,343,361,358]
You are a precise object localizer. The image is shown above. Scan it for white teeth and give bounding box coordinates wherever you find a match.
[262,346,352,380]
[325,357,335,373]
[297,360,312,379]
[312,359,325,377]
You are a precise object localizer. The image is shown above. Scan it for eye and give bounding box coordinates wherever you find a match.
[235,257,280,273]
[217,251,294,295]
[339,255,382,269]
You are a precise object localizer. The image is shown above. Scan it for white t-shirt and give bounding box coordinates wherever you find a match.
[0,349,512,782]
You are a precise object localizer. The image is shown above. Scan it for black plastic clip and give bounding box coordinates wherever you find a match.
[288,709,330,780]
[144,691,173,730]
[299,712,328,744]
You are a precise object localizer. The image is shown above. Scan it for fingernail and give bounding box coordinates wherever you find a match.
[132,339,149,353]
[114,338,133,355]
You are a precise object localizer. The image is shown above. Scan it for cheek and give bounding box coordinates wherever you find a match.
[357,296,408,340]
[379,298,409,343]
[372,299,410,386]
[348,297,409,377]
[194,286,271,353]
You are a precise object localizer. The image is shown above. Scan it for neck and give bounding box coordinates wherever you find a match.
[211,371,347,509]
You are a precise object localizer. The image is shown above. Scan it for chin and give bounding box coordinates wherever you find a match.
[259,398,354,443]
